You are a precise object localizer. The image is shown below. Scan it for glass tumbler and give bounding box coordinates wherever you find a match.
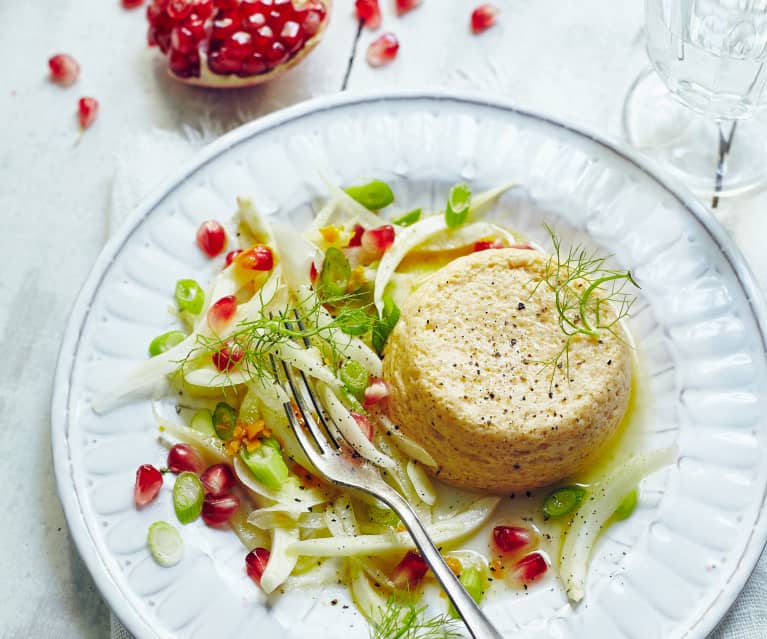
[623,0,767,198]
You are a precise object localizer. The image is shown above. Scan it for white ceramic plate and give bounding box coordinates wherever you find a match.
[52,91,767,639]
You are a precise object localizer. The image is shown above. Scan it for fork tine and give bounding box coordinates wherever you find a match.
[268,351,330,460]
[286,311,340,447]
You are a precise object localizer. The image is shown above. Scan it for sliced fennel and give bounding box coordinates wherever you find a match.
[318,383,396,469]
[260,526,300,594]
[286,497,500,557]
[559,447,675,602]
[147,521,184,567]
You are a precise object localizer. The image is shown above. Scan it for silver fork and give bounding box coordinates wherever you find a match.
[270,317,505,639]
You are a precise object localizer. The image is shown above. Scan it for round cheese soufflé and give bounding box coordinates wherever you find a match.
[382,247,632,493]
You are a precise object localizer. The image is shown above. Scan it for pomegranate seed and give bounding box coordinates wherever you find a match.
[134,464,163,507]
[78,97,99,130]
[366,33,399,67]
[266,41,289,64]
[493,525,537,555]
[300,8,323,36]
[213,16,239,40]
[510,552,548,585]
[363,379,389,408]
[122,0,145,8]
[243,12,267,31]
[280,20,303,53]
[200,463,236,496]
[348,223,365,247]
[48,53,80,86]
[351,412,375,441]
[171,25,199,53]
[309,261,318,284]
[510,243,535,250]
[246,547,271,585]
[355,0,381,29]
[471,4,498,34]
[391,551,429,589]
[212,341,244,371]
[361,224,395,254]
[196,220,227,257]
[169,49,200,77]
[167,443,205,474]
[202,493,240,525]
[241,52,269,75]
[234,245,274,271]
[207,295,238,334]
[395,0,420,15]
[193,0,214,19]
[473,239,505,252]
[224,249,243,267]
[166,0,193,20]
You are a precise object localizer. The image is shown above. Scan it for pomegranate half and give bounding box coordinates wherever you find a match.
[146,0,331,87]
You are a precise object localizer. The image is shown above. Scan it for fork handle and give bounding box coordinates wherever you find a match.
[380,490,506,639]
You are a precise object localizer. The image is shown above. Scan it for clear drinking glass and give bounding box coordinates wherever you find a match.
[623,0,767,199]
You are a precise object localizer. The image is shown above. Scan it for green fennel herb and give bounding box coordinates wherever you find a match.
[180,288,378,387]
[529,225,639,383]
[370,595,462,639]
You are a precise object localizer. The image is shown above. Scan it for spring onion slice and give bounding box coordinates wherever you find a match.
[147,521,184,567]
[559,447,675,602]
[287,497,500,557]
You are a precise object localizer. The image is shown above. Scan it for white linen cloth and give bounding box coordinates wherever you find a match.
[107,128,766,639]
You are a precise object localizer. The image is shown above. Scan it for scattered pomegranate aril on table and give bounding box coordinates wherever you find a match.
[366,32,399,67]
[122,0,145,8]
[201,463,236,496]
[246,547,271,585]
[471,4,498,34]
[48,54,80,86]
[207,295,238,333]
[78,97,99,130]
[355,0,381,29]
[395,0,420,16]
[510,551,548,585]
[212,340,245,371]
[196,219,227,257]
[391,551,429,589]
[202,493,240,525]
[167,443,205,474]
[146,0,331,87]
[134,464,163,507]
[492,525,537,555]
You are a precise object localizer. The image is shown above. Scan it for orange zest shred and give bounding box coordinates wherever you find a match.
[319,225,353,248]
[225,418,269,456]
[445,556,463,576]
[347,265,366,292]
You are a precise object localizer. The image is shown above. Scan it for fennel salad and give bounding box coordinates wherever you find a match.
[97,178,671,635]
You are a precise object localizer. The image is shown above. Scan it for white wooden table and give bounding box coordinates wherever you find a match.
[2,1,764,636]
